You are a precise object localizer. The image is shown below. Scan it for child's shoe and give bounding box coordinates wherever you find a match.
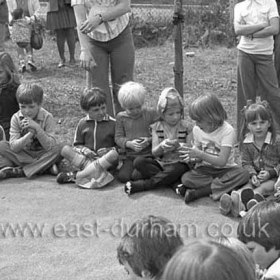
[219,193,232,215]
[19,60,26,73]
[58,59,65,68]
[184,189,197,204]
[240,188,254,208]
[253,192,265,202]
[27,60,37,72]
[49,164,59,176]
[175,183,187,197]
[246,199,258,211]
[56,171,76,184]
[124,180,146,195]
[0,167,24,180]
[231,191,245,217]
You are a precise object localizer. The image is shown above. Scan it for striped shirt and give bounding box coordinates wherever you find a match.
[71,0,130,41]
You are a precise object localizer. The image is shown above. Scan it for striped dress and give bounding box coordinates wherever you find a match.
[46,0,76,30]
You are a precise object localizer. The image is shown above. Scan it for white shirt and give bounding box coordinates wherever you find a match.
[234,0,279,55]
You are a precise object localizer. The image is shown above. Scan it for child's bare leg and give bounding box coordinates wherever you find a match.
[254,180,275,196]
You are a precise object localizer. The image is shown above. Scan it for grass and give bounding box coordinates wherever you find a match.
[6,35,237,137]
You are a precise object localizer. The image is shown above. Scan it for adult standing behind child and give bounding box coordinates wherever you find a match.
[179,93,249,204]
[115,81,158,183]
[46,0,76,68]
[71,0,135,117]
[7,0,40,72]
[0,52,20,140]
[0,83,61,180]
[124,87,192,195]
[234,0,280,134]
[56,87,118,189]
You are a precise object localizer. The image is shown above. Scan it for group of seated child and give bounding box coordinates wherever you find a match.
[0,63,280,217]
[117,199,280,280]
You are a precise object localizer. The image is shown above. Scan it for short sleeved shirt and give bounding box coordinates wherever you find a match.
[234,0,279,54]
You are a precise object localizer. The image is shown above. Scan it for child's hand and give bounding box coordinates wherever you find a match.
[251,174,260,187]
[126,139,144,152]
[82,148,97,160]
[161,139,178,153]
[257,170,269,183]
[136,137,150,150]
[179,146,202,162]
[20,117,40,133]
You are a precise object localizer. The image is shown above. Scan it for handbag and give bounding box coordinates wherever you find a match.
[30,16,44,50]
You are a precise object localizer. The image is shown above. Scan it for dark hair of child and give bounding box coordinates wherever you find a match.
[117,215,183,279]
[237,200,280,251]
[240,100,276,144]
[16,83,43,105]
[0,52,20,86]
[162,239,256,280]
[12,8,24,20]
[189,93,227,129]
[80,87,107,111]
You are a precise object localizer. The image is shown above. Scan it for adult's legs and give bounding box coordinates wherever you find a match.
[65,27,76,63]
[274,28,280,86]
[236,50,257,136]
[0,22,5,52]
[86,37,112,115]
[110,26,135,115]
[256,54,280,129]
[56,29,66,66]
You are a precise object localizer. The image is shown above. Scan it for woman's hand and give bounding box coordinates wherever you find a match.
[80,50,97,71]
[80,14,102,34]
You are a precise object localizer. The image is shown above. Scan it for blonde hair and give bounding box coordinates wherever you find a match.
[118,81,146,109]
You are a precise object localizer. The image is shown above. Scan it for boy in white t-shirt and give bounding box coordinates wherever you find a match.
[234,0,280,134]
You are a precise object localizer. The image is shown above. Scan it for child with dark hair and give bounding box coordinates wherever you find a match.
[0,82,61,179]
[117,215,183,279]
[56,87,118,188]
[220,100,280,217]
[0,52,20,140]
[162,239,256,280]
[10,7,35,73]
[237,200,280,279]
[179,93,249,204]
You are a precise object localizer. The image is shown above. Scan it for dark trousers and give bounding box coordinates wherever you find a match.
[133,156,190,191]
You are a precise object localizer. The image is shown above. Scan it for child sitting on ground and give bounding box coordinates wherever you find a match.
[220,100,280,217]
[10,8,36,73]
[124,87,193,195]
[178,93,249,204]
[0,83,61,179]
[56,87,118,189]
[0,52,20,140]
[117,215,183,279]
[238,199,280,280]
[162,239,256,280]
[115,81,159,183]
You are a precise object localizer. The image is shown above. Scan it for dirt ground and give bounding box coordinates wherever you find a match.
[0,176,239,280]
